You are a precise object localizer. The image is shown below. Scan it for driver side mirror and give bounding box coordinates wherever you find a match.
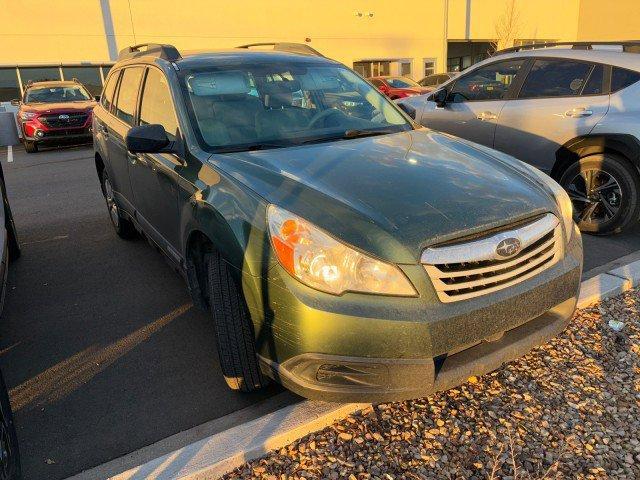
[10,99,20,106]
[432,88,448,108]
[126,124,171,154]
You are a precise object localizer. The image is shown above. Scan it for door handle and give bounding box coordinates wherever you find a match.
[564,107,593,118]
[477,111,498,121]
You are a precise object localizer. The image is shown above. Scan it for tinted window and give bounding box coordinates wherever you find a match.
[420,75,438,86]
[19,67,61,88]
[387,77,419,88]
[519,59,592,98]
[101,71,119,111]
[582,64,604,95]
[114,67,143,125]
[62,67,102,96]
[0,68,20,102]
[139,68,179,139]
[449,59,524,102]
[611,67,640,93]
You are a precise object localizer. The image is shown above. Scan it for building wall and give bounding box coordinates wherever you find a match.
[0,0,638,70]
[577,0,640,40]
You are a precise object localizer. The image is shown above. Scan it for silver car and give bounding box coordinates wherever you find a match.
[399,41,640,235]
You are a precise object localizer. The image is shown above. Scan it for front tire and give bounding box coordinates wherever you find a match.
[207,251,266,393]
[100,171,136,239]
[24,141,37,154]
[560,153,640,235]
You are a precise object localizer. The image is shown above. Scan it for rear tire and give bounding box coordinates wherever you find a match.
[207,251,266,393]
[100,171,136,239]
[24,141,37,153]
[559,153,640,235]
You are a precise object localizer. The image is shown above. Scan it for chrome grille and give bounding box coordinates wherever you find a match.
[40,112,88,128]
[422,214,562,302]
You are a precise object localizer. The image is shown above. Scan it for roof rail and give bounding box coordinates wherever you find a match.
[495,40,640,55]
[236,42,324,57]
[117,43,182,61]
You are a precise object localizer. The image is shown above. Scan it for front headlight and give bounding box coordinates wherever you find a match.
[267,205,416,296]
[20,111,37,121]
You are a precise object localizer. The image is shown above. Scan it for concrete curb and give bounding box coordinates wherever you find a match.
[70,260,640,480]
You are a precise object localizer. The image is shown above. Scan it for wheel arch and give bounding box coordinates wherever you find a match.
[552,134,640,181]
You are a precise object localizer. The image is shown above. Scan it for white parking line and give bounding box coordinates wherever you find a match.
[6,145,12,163]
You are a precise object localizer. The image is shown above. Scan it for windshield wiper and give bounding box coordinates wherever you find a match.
[343,128,400,139]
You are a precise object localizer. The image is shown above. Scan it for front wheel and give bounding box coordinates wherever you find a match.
[24,141,37,154]
[100,172,136,239]
[207,251,266,393]
[560,153,640,235]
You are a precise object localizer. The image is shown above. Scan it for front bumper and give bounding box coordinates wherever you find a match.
[248,225,583,402]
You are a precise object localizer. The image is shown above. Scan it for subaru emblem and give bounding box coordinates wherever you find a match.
[496,238,522,258]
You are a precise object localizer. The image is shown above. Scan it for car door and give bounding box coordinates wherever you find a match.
[128,66,181,255]
[107,66,145,213]
[419,59,526,147]
[494,58,610,173]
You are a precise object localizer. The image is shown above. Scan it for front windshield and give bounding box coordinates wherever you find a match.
[386,77,419,88]
[25,86,92,103]
[182,63,412,152]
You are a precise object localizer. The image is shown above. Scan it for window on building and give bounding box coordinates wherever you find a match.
[449,59,525,102]
[519,59,593,98]
[18,67,61,88]
[114,67,144,125]
[0,68,21,102]
[139,68,179,139]
[611,67,640,93]
[424,59,436,77]
[62,66,103,96]
[353,61,391,78]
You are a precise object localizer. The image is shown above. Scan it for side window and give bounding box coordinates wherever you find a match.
[114,67,144,126]
[448,59,525,102]
[519,59,592,99]
[101,71,120,112]
[611,67,640,93]
[139,68,179,140]
[582,64,604,95]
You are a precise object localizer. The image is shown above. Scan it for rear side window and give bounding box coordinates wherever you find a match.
[114,67,144,126]
[448,59,525,102]
[611,67,640,93]
[519,59,592,98]
[582,64,604,95]
[101,71,119,112]
[139,68,179,140]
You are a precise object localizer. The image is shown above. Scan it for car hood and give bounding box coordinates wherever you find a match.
[209,129,557,264]
[22,101,96,113]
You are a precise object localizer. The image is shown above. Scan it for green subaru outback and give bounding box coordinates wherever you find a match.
[92,43,583,402]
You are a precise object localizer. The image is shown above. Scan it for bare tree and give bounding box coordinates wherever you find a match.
[491,0,521,52]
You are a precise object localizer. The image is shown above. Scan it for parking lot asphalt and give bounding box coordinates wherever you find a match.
[0,144,638,480]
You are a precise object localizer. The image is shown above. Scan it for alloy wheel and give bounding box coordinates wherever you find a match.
[565,168,622,226]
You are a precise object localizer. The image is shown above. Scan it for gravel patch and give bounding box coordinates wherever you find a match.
[223,287,639,480]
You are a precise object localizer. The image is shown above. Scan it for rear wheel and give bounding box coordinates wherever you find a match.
[206,251,266,392]
[100,171,136,239]
[560,153,640,234]
[24,141,37,154]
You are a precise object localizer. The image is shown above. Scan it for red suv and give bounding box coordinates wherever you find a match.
[13,80,96,153]
[369,76,431,100]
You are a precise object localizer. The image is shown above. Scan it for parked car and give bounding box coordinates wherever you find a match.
[93,42,582,402]
[417,72,458,89]
[11,80,97,153]
[398,41,640,235]
[369,76,432,99]
[0,162,22,480]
